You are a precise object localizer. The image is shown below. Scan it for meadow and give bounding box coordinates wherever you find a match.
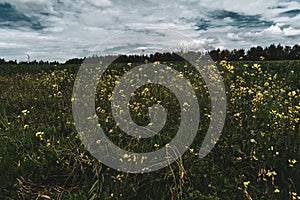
[0,59,299,199]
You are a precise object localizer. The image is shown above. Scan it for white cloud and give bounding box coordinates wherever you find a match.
[283,27,300,36]
[264,24,283,35]
[227,33,242,41]
[257,24,300,37]
[86,0,112,7]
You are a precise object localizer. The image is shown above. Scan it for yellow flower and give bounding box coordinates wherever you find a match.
[250,138,257,144]
[243,181,250,188]
[252,63,260,69]
[288,159,297,167]
[274,188,280,193]
[35,131,44,137]
[236,157,242,161]
[56,91,62,97]
[153,61,160,65]
[268,146,274,151]
[233,112,241,117]
[288,91,297,97]
[40,194,51,199]
[290,159,297,164]
[266,170,277,177]
[252,155,258,161]
[46,139,51,147]
[21,109,29,115]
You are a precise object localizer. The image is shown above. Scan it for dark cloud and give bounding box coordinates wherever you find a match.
[194,9,274,34]
[195,19,211,31]
[212,10,274,29]
[279,9,300,17]
[0,3,44,30]
[268,5,287,9]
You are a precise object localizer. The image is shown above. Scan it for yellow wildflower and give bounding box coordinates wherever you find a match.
[243,181,250,188]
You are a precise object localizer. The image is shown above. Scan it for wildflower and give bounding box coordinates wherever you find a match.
[250,138,257,144]
[266,170,277,177]
[56,91,62,97]
[252,155,258,161]
[21,109,29,115]
[234,112,241,117]
[236,157,242,161]
[46,139,51,147]
[288,159,297,167]
[116,174,123,182]
[252,63,260,69]
[52,83,58,90]
[274,188,280,193]
[288,91,297,97]
[243,181,250,188]
[36,132,45,141]
[289,159,297,164]
[183,102,190,107]
[268,146,274,151]
[36,131,44,137]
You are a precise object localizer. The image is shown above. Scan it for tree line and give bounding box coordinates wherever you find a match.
[1,44,300,65]
[65,44,300,64]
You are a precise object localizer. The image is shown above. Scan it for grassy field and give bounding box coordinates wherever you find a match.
[0,60,299,199]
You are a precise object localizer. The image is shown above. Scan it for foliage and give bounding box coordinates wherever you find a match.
[0,60,299,199]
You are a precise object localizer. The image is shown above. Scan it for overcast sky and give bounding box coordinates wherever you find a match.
[0,0,300,62]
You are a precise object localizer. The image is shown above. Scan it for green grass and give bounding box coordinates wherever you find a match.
[0,60,299,199]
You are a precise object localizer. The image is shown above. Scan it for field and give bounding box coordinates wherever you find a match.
[0,59,299,199]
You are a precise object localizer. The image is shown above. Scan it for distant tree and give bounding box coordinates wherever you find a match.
[246,46,265,60]
[265,44,278,60]
[0,58,6,64]
[65,58,84,65]
[291,44,300,60]
[228,49,245,60]
[209,49,221,61]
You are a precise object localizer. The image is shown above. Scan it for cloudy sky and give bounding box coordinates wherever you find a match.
[0,0,300,62]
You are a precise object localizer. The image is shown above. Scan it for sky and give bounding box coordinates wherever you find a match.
[0,0,300,62]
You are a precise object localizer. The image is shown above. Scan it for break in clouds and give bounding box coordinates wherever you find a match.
[0,0,300,62]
